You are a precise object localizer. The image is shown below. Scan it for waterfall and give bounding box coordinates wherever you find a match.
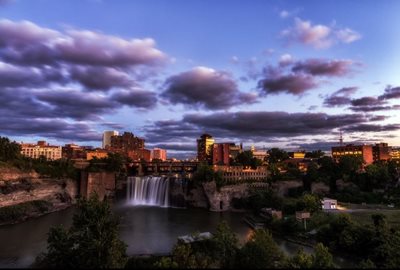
[126,176,170,207]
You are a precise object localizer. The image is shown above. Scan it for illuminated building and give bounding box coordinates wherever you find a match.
[86,149,109,160]
[102,130,119,149]
[151,148,167,161]
[331,144,373,165]
[372,143,391,162]
[20,141,62,160]
[212,165,268,182]
[197,134,214,163]
[110,132,145,152]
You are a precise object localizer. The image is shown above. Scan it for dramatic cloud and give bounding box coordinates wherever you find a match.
[35,90,118,120]
[281,18,361,49]
[144,111,376,145]
[161,66,258,110]
[69,66,133,91]
[343,124,400,133]
[0,19,168,142]
[351,96,385,107]
[259,59,355,96]
[259,72,317,95]
[111,89,158,109]
[291,59,353,76]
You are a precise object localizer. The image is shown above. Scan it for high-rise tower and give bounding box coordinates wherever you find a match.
[102,130,119,149]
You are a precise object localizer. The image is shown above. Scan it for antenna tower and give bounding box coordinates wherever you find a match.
[339,130,343,146]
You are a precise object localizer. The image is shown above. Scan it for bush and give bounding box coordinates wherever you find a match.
[0,200,53,223]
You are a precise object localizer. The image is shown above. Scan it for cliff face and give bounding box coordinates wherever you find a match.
[202,182,250,212]
[0,166,79,224]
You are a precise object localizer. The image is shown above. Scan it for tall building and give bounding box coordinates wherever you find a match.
[372,143,391,162]
[151,148,167,161]
[102,130,119,149]
[213,143,230,165]
[331,144,373,165]
[197,134,214,163]
[251,145,268,162]
[20,141,62,160]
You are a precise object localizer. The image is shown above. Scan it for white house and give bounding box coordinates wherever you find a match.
[321,198,337,210]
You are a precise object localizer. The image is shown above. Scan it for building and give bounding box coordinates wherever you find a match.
[331,144,373,165]
[372,143,391,162]
[321,198,337,210]
[229,143,243,160]
[250,146,268,163]
[110,132,145,152]
[62,144,87,159]
[86,149,109,160]
[212,143,230,165]
[391,147,400,160]
[20,141,62,160]
[102,130,119,149]
[288,151,306,159]
[127,148,151,162]
[212,165,268,183]
[151,148,167,161]
[197,134,214,163]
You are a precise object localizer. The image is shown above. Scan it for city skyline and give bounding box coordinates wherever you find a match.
[0,0,399,159]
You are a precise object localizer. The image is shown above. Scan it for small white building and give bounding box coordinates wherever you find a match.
[321,198,337,210]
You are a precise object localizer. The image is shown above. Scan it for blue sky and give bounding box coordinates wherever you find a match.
[0,0,399,158]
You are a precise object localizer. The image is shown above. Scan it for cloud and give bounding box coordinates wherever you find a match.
[144,111,373,145]
[332,86,358,97]
[336,28,362,43]
[343,124,400,133]
[259,72,317,95]
[161,66,258,110]
[324,96,351,107]
[379,86,400,100]
[279,10,290,18]
[291,59,353,76]
[69,66,134,91]
[279,54,294,66]
[281,18,361,49]
[111,89,158,109]
[350,96,386,107]
[259,59,355,96]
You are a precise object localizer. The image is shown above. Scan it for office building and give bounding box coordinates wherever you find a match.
[20,141,62,160]
[372,143,391,162]
[213,143,230,165]
[197,134,214,162]
[102,130,119,149]
[331,144,373,165]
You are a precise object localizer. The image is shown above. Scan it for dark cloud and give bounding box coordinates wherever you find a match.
[146,143,196,152]
[379,86,400,100]
[144,111,372,146]
[343,124,400,133]
[111,89,158,109]
[161,67,258,110]
[324,96,351,107]
[0,117,101,142]
[292,59,353,76]
[35,90,118,120]
[351,96,386,107]
[259,59,355,96]
[349,105,398,112]
[69,66,133,91]
[258,72,317,95]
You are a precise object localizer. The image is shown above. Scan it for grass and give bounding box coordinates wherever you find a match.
[347,210,400,227]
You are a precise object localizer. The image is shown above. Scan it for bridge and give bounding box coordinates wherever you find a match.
[128,161,200,177]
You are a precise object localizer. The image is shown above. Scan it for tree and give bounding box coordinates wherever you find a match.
[305,150,325,159]
[237,229,285,269]
[234,150,262,169]
[36,194,127,268]
[0,136,21,162]
[301,193,321,213]
[311,243,334,269]
[303,162,319,192]
[211,221,239,268]
[286,248,313,268]
[267,148,289,164]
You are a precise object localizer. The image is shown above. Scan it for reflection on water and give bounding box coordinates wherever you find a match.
[0,202,354,268]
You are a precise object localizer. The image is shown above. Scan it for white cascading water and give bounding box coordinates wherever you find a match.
[126,176,170,207]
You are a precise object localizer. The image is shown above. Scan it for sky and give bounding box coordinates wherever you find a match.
[0,0,399,159]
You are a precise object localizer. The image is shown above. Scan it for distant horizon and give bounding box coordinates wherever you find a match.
[1,0,399,159]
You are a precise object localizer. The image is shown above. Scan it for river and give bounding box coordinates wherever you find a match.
[0,202,355,268]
